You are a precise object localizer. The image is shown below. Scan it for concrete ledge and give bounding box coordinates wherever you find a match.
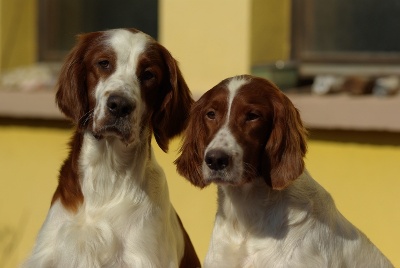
[288,93,400,132]
[1,90,400,132]
[0,91,63,120]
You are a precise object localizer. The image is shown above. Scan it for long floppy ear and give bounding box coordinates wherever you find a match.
[55,33,98,128]
[174,98,209,188]
[152,44,194,152]
[262,93,308,190]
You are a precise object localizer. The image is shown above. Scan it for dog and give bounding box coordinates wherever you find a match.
[175,75,393,267]
[24,28,200,268]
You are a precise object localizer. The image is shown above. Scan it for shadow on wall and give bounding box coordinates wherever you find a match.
[309,129,400,146]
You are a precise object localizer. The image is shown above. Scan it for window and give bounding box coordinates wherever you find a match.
[291,0,400,64]
[38,0,158,61]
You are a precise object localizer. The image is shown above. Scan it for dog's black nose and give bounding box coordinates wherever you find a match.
[107,94,134,118]
[205,149,230,171]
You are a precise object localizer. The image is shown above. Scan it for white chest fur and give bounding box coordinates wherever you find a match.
[25,133,184,268]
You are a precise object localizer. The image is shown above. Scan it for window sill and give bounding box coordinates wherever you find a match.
[0,90,63,120]
[1,90,399,132]
[287,93,400,132]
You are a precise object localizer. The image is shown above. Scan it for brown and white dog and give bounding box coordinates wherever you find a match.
[24,29,200,268]
[176,75,393,267]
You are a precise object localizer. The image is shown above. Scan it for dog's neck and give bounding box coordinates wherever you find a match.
[79,130,167,208]
[218,179,278,230]
[216,173,317,237]
[83,131,151,172]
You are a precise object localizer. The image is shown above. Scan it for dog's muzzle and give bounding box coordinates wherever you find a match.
[205,149,231,171]
[93,93,137,144]
[106,94,135,118]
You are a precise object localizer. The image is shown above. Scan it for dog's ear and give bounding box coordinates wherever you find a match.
[175,98,210,188]
[262,93,307,190]
[55,33,95,128]
[152,44,194,152]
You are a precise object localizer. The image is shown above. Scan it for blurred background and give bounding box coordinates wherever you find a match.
[0,0,399,267]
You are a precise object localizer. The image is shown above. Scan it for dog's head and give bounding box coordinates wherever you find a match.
[56,28,192,151]
[175,75,307,190]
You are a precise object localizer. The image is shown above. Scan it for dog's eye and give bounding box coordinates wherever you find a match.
[206,110,216,120]
[141,70,155,81]
[98,60,110,69]
[246,112,260,122]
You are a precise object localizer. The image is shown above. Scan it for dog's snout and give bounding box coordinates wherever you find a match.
[205,149,230,171]
[107,94,135,118]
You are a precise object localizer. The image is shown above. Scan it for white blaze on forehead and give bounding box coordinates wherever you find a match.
[208,76,249,144]
[226,76,249,120]
[109,29,149,77]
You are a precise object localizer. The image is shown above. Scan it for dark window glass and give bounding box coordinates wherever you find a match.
[292,0,400,63]
[38,0,158,61]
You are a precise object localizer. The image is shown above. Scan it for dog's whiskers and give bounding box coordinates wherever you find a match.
[79,109,94,126]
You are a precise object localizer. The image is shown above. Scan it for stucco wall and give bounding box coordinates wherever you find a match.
[0,125,399,266]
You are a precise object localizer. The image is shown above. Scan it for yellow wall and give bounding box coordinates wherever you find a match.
[159,0,291,94]
[159,0,252,93]
[0,0,37,71]
[250,0,291,65]
[0,126,399,267]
